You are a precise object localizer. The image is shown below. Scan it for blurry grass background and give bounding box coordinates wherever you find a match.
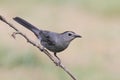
[0,0,120,80]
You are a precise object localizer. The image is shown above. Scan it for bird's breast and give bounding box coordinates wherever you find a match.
[41,40,69,53]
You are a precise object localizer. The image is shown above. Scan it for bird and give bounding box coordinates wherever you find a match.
[13,17,82,65]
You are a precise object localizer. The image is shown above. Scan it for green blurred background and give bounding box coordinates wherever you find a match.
[0,0,120,80]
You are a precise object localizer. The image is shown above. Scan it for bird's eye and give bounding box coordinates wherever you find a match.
[68,33,72,36]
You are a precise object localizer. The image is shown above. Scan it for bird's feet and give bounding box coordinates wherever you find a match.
[54,53,61,66]
[40,47,45,51]
[54,59,61,66]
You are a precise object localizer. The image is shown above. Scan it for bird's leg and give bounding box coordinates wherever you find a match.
[54,52,61,66]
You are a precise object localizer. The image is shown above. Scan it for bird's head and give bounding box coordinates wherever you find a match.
[61,31,82,42]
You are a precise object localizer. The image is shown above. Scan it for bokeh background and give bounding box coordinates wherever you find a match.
[0,0,120,80]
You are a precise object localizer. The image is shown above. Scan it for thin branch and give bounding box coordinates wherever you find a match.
[0,16,18,31]
[0,15,77,80]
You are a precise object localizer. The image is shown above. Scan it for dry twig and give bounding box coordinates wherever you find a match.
[0,15,77,80]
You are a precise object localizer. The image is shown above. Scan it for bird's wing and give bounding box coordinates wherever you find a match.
[40,31,56,45]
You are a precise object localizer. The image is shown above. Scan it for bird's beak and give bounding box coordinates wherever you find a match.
[74,34,82,38]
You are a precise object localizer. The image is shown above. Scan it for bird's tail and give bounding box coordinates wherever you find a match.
[13,17,40,37]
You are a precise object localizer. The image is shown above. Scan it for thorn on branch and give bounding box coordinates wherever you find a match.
[11,32,16,39]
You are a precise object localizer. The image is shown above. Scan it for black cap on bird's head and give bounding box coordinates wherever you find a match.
[61,31,82,42]
[62,31,82,37]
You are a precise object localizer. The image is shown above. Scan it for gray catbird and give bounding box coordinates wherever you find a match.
[13,17,82,64]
